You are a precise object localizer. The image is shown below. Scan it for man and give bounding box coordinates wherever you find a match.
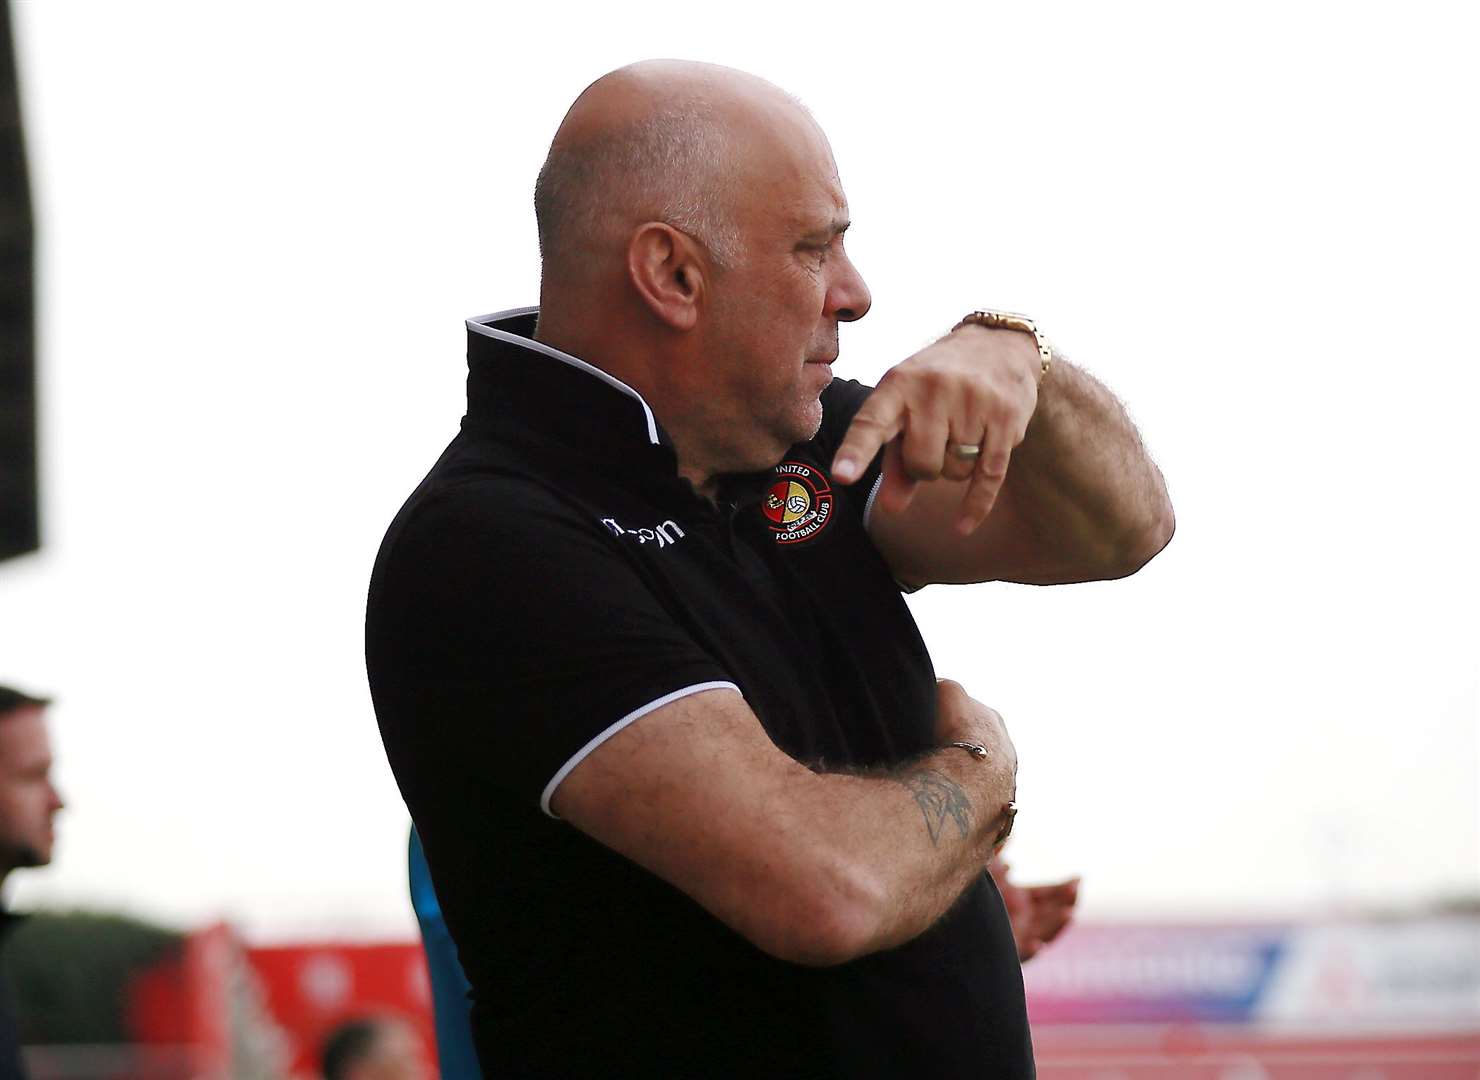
[0,688,62,891]
[367,61,1173,1078]
[320,1015,433,1080]
[0,685,64,1080]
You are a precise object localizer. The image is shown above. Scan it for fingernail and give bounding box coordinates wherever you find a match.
[833,457,859,482]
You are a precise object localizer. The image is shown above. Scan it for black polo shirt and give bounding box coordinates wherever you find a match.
[366,308,1033,1078]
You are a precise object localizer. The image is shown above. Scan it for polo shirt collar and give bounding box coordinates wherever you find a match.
[463,306,676,459]
[462,306,774,505]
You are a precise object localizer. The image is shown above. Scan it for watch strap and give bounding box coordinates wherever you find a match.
[955,309,1053,380]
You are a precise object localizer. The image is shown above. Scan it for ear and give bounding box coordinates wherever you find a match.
[626,222,705,331]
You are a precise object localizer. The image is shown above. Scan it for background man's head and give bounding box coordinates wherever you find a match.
[320,1015,432,1080]
[0,685,63,880]
[534,60,872,474]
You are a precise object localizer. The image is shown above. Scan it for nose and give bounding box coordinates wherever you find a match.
[826,246,871,323]
[48,781,64,812]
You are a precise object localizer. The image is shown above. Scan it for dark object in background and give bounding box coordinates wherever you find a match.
[0,0,39,564]
[0,911,181,1046]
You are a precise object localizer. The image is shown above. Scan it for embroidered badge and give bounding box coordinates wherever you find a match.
[762,461,834,545]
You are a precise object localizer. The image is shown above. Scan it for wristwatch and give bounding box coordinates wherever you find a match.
[954,310,1053,380]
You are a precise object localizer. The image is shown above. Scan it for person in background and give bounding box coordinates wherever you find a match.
[0,684,64,1080]
[989,850,1079,962]
[319,1015,433,1080]
[0,687,61,892]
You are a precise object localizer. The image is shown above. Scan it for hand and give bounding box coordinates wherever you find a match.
[989,852,1079,962]
[934,679,1017,780]
[831,324,1041,534]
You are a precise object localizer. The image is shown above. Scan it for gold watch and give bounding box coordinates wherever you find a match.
[954,310,1053,381]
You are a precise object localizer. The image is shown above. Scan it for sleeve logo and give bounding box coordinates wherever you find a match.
[762,461,834,544]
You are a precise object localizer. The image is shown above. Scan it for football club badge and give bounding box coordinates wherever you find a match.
[762,461,834,544]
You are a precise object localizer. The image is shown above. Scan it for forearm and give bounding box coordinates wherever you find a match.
[850,323,1175,587]
[803,745,1016,958]
[553,684,1017,968]
[1005,354,1174,579]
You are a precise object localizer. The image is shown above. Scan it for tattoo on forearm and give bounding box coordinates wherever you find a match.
[893,769,972,847]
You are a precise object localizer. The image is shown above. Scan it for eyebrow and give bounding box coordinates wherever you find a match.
[800,218,851,243]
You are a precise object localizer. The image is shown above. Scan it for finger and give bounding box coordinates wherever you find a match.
[941,429,985,483]
[895,408,952,484]
[953,431,1015,535]
[831,385,906,484]
[875,439,921,514]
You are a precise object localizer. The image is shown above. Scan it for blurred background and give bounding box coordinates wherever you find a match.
[1,1,1475,1076]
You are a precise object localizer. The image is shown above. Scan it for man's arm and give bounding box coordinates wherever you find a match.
[551,680,1017,967]
[832,322,1175,586]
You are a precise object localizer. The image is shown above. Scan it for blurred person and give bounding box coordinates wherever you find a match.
[989,850,1080,962]
[0,685,63,1080]
[0,687,62,889]
[319,1015,433,1080]
[368,60,1172,1078]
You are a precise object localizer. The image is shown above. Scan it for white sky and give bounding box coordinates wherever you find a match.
[3,2,1475,942]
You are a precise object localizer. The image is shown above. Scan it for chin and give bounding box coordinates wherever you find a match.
[795,398,825,443]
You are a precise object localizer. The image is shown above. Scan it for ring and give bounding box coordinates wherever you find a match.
[949,443,982,460]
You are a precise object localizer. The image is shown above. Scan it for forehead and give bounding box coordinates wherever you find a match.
[734,104,849,234]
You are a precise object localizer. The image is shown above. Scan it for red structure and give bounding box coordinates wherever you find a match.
[245,942,436,1078]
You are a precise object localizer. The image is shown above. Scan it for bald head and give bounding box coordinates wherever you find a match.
[534,61,814,283]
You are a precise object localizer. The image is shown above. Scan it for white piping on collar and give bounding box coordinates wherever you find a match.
[466,306,661,446]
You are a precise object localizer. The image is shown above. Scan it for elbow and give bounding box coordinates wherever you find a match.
[746,861,889,968]
[1101,493,1176,580]
[1101,476,1178,576]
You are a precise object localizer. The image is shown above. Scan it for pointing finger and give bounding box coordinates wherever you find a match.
[832,385,905,484]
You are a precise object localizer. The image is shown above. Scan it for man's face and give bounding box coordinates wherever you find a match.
[0,707,64,871]
[699,111,872,469]
[358,1020,433,1080]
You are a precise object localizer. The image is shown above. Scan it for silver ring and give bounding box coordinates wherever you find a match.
[949,443,982,461]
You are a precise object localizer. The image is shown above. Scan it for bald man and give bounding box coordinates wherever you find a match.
[367,61,1172,1078]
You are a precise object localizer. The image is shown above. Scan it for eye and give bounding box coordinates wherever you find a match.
[801,242,829,268]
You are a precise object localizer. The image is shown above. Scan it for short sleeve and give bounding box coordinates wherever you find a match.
[366,479,736,815]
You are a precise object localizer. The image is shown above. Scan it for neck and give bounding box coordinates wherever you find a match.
[535,303,748,499]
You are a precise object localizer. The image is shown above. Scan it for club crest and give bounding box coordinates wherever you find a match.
[762,461,834,544]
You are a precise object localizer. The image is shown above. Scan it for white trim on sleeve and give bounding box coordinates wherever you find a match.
[539,680,742,819]
[861,472,886,532]
[861,472,925,593]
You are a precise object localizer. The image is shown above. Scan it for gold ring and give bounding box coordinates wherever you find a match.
[949,443,982,460]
